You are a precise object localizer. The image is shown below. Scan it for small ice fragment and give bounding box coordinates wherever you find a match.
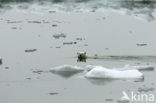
[85,66,143,80]
[49,92,59,95]
[25,49,37,53]
[5,67,9,69]
[52,24,57,27]
[33,70,44,74]
[50,65,84,78]
[56,46,61,48]
[138,87,155,92]
[53,33,66,39]
[63,42,77,45]
[63,42,73,45]
[117,99,129,103]
[136,44,147,46]
[0,57,2,65]
[28,21,41,24]
[119,65,154,71]
[11,27,17,29]
[26,78,31,80]
[105,98,114,101]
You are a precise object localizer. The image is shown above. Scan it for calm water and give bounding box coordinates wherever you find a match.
[0,1,156,103]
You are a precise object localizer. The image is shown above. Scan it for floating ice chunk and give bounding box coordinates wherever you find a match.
[85,66,143,80]
[0,57,2,65]
[50,65,84,78]
[118,65,154,71]
[138,86,155,92]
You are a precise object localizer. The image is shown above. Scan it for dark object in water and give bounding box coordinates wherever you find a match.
[56,46,61,48]
[5,67,9,69]
[25,49,37,53]
[28,21,41,23]
[26,78,31,80]
[32,70,44,74]
[53,33,66,39]
[0,58,2,65]
[77,52,87,62]
[52,24,57,27]
[63,42,73,45]
[63,42,77,45]
[49,92,59,95]
[76,52,156,62]
[138,87,155,92]
[136,44,147,46]
[11,27,17,29]
[49,11,56,13]
[105,99,114,101]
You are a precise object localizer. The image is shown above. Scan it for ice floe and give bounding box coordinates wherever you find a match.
[50,65,84,78]
[85,66,144,80]
[117,65,154,71]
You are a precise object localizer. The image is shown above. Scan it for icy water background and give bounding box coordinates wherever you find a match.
[0,0,156,21]
[0,0,156,103]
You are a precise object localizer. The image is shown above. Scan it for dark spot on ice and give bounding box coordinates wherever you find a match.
[49,92,59,95]
[25,49,37,53]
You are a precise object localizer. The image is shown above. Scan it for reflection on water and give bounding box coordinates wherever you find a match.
[86,77,144,86]
[50,70,83,78]
[86,78,115,85]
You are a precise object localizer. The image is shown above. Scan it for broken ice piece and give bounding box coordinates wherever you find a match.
[25,49,37,53]
[0,57,2,65]
[50,65,84,78]
[138,87,155,92]
[53,33,66,39]
[136,44,147,46]
[49,92,59,95]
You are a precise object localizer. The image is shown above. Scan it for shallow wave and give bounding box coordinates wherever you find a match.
[0,0,156,21]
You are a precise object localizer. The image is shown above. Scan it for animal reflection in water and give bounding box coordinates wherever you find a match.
[77,52,156,62]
